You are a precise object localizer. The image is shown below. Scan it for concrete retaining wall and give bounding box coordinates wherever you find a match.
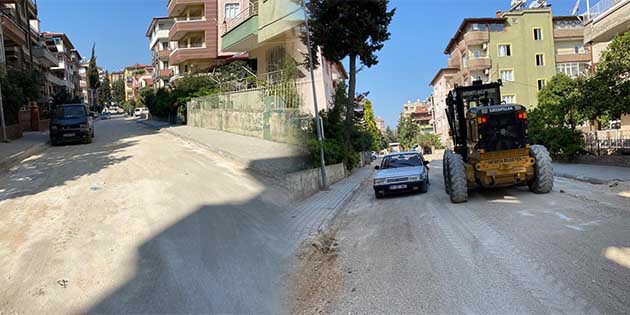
[187,91,306,144]
[286,163,346,201]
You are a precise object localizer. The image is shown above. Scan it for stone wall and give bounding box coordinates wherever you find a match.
[0,124,23,140]
[285,163,346,201]
[187,89,307,144]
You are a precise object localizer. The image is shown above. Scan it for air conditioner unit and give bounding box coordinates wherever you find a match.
[482,43,488,50]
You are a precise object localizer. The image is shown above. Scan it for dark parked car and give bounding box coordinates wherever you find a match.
[50,104,94,145]
[373,152,430,198]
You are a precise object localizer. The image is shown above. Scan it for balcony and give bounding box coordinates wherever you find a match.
[583,0,630,43]
[553,28,584,39]
[159,69,174,78]
[467,57,491,71]
[221,3,259,52]
[46,73,66,87]
[0,12,26,45]
[169,47,215,65]
[168,0,205,17]
[169,18,211,41]
[158,49,172,60]
[556,53,591,63]
[463,31,489,46]
[33,46,57,66]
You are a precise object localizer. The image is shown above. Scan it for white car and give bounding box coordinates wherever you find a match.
[134,107,149,118]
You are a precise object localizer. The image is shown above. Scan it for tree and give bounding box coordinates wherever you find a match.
[112,79,125,104]
[0,67,44,124]
[529,74,585,158]
[87,44,100,108]
[383,126,396,144]
[306,0,395,155]
[397,114,419,150]
[592,32,630,119]
[362,99,380,151]
[99,71,112,107]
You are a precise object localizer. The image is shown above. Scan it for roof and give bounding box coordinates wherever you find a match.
[145,16,174,37]
[444,18,506,54]
[430,68,459,86]
[125,63,151,70]
[41,32,76,50]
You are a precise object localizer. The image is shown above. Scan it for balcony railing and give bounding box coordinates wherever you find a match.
[222,0,258,35]
[583,0,629,23]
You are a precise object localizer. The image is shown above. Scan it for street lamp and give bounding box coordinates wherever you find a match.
[302,0,328,190]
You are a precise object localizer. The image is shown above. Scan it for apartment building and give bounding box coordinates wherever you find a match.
[146,17,178,88]
[375,116,385,133]
[33,35,60,104]
[123,63,154,101]
[429,68,458,147]
[402,99,433,131]
[0,0,38,69]
[443,7,588,109]
[167,0,223,76]
[582,0,630,129]
[41,32,81,97]
[220,0,345,114]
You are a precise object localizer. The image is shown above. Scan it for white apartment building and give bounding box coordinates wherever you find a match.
[146,17,178,88]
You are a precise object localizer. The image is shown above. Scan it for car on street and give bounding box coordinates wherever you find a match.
[101,111,111,120]
[134,107,149,118]
[50,103,94,145]
[373,151,430,198]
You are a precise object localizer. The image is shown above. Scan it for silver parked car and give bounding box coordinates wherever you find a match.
[373,152,430,198]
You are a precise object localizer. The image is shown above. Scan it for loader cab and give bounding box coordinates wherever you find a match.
[468,104,530,153]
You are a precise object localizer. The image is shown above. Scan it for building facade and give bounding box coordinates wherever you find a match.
[123,64,154,101]
[430,68,458,147]
[41,32,81,97]
[402,99,433,131]
[375,116,385,133]
[582,0,630,129]
[0,0,38,70]
[443,8,588,108]
[146,17,178,88]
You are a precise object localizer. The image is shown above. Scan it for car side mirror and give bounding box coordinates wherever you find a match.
[374,165,380,170]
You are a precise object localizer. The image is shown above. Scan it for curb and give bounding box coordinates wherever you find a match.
[554,172,617,185]
[316,172,370,234]
[0,141,49,173]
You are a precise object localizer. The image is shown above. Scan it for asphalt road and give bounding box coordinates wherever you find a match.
[326,160,630,314]
[0,117,296,314]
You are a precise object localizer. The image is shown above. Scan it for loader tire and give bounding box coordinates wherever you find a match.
[447,153,468,203]
[529,145,554,194]
[443,150,452,194]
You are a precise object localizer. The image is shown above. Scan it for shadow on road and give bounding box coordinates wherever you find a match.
[0,118,157,203]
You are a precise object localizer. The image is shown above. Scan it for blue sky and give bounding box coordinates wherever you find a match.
[38,0,581,128]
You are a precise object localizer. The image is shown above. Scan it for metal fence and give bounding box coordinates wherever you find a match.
[583,130,630,155]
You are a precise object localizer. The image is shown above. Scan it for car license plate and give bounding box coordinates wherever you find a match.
[390,184,407,190]
[63,133,75,137]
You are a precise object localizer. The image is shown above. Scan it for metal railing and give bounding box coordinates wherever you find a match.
[583,130,630,155]
[583,0,628,23]
[222,0,258,35]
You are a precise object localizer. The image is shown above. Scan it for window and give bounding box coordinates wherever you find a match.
[162,42,169,50]
[556,62,589,78]
[472,50,481,59]
[533,28,543,40]
[462,55,468,68]
[574,44,584,54]
[471,23,486,31]
[498,44,511,57]
[537,79,546,91]
[500,69,514,81]
[489,23,504,32]
[535,54,544,66]
[502,95,516,104]
[225,3,240,20]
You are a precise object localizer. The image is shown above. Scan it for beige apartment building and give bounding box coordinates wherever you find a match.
[146,17,178,88]
[429,68,458,147]
[402,99,433,132]
[41,32,82,98]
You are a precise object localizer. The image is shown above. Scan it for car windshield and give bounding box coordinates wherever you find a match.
[381,153,422,169]
[53,106,85,119]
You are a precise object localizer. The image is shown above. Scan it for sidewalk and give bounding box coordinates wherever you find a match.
[0,132,49,172]
[137,120,310,179]
[553,162,630,183]
[288,166,373,241]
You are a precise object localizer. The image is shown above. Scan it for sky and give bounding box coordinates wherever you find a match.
[38,0,582,128]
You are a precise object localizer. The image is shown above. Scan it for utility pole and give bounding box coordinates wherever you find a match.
[0,23,7,142]
[302,0,328,190]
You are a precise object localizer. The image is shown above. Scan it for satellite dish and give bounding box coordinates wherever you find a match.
[529,0,547,8]
[510,0,526,11]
